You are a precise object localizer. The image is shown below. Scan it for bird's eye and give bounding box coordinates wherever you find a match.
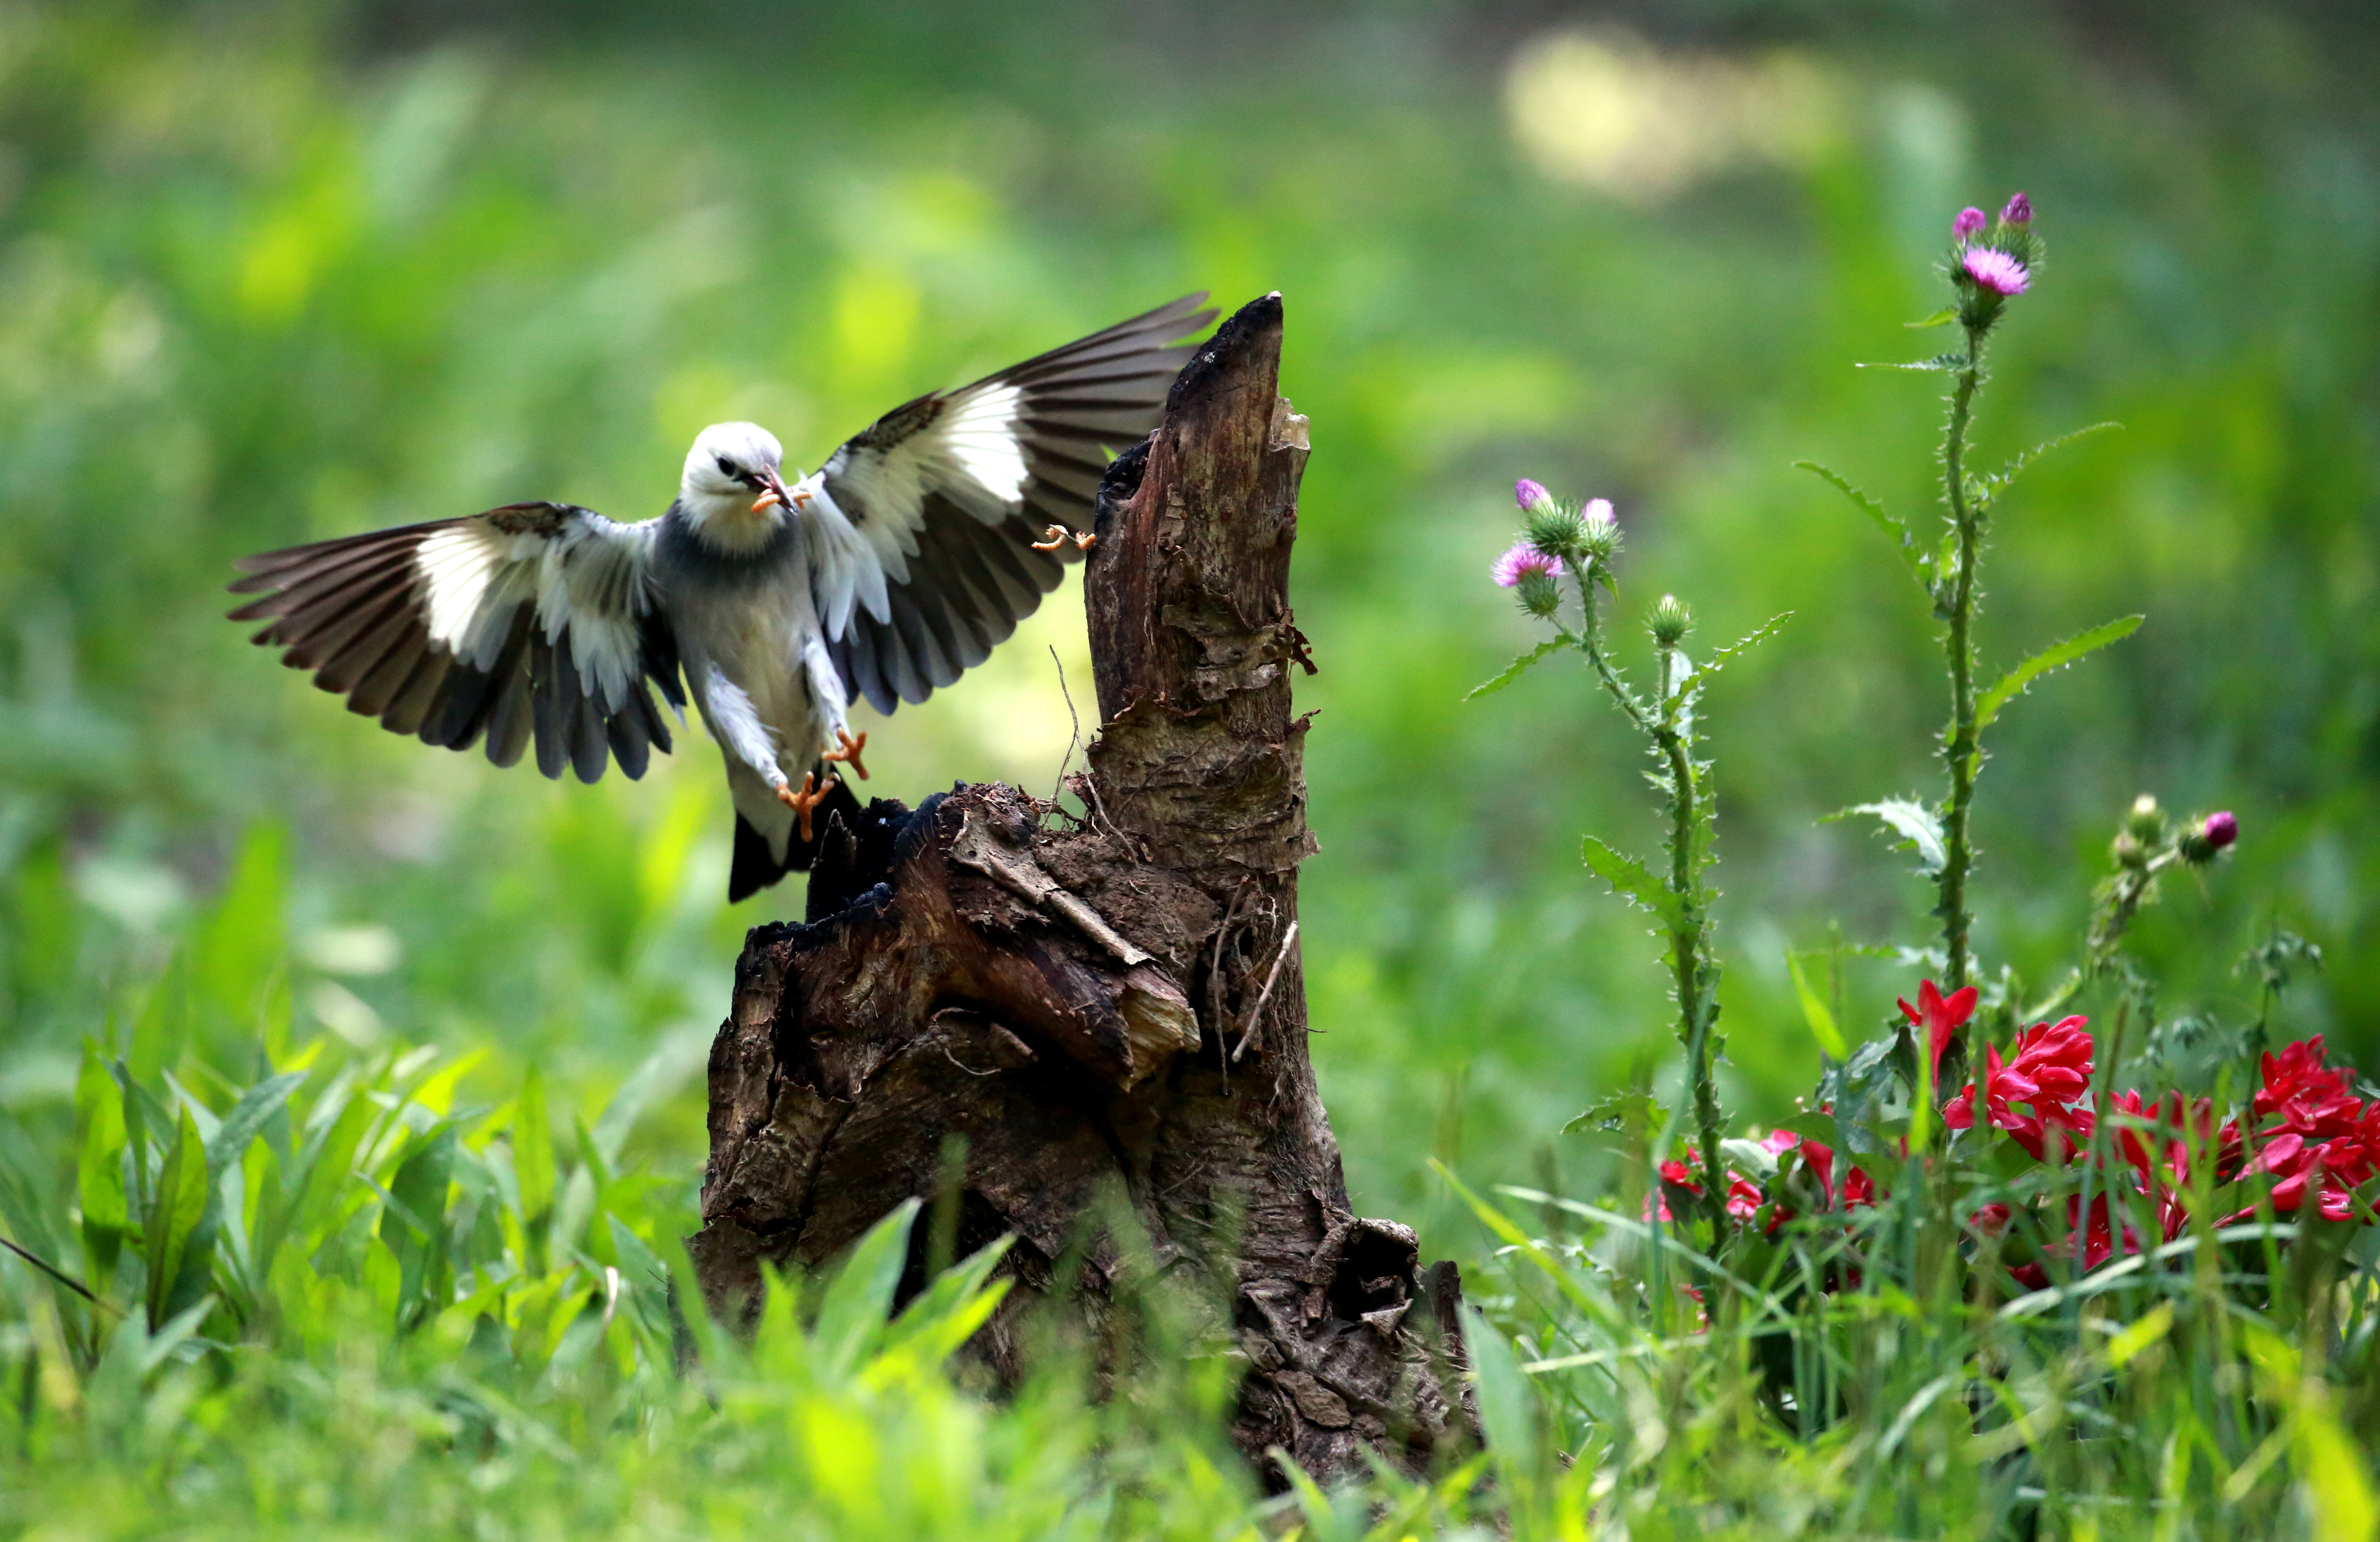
[715,455,738,477]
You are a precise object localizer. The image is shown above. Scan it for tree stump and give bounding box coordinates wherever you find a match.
[689,293,1473,1482]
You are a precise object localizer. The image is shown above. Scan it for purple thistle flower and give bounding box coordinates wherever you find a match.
[2204,811,2238,850]
[1515,478,1556,516]
[2001,191,2033,227]
[1492,541,1565,589]
[1962,247,2030,296]
[1953,206,1986,241]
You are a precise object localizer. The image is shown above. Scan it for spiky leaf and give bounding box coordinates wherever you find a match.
[1975,615,2144,730]
[1972,421,2120,513]
[1467,638,1565,701]
[1580,836,1684,929]
[1829,798,1948,876]
[1797,461,1930,589]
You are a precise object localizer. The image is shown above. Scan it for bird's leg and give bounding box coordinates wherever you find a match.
[822,728,869,781]
[1031,523,1096,552]
[777,772,840,843]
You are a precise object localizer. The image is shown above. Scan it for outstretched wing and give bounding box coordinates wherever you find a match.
[807,291,1215,714]
[228,503,686,783]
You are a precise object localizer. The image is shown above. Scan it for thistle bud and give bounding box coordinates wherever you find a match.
[1523,506,1586,563]
[1515,478,1557,516]
[1516,568,1562,618]
[1648,593,1693,646]
[2125,793,2166,843]
[1577,497,1621,563]
[2000,191,2032,229]
[2180,810,2238,865]
[1953,206,1986,242]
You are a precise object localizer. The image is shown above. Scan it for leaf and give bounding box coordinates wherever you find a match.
[1785,951,1849,1059]
[1561,1089,1660,1138]
[1461,1302,1542,1492]
[76,1047,128,1294]
[875,1234,1016,1374]
[1720,1137,1780,1182]
[1795,462,1929,589]
[1580,836,1684,929]
[1691,612,1793,691]
[205,1070,309,1180]
[511,1066,557,1226]
[1819,1037,1906,1158]
[1856,354,1964,373]
[1972,421,2120,512]
[813,1197,921,1381]
[143,1107,213,1330]
[1827,797,1948,876]
[1466,638,1565,701]
[1975,615,2144,730]
[1905,307,1959,328]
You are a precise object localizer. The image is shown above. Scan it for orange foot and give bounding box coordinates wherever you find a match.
[1030,524,1069,551]
[822,727,869,781]
[777,771,840,842]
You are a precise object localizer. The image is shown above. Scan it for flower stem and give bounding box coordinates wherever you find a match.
[1654,655,1727,1228]
[1571,576,1726,1233]
[1938,327,1989,994]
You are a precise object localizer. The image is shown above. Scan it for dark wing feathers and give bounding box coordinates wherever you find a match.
[228,505,679,785]
[818,292,1213,715]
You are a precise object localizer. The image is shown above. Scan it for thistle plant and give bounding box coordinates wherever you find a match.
[1475,484,1786,1236]
[1804,193,2140,1087]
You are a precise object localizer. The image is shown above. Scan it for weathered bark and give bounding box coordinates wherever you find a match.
[690,294,1473,1483]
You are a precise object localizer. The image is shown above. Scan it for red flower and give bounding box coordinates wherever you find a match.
[1766,1126,1877,1212]
[2255,1036,2363,1141]
[1943,1015,2095,1161]
[1651,1147,1774,1227]
[2107,1089,2206,1243]
[1900,979,1979,1090]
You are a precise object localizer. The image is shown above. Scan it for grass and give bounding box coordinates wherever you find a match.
[3,2,2380,1535]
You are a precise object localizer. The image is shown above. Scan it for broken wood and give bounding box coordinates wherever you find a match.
[689,293,1473,1483]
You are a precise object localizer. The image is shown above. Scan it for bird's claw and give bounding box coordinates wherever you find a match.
[1030,524,1097,552]
[777,772,840,843]
[822,728,869,781]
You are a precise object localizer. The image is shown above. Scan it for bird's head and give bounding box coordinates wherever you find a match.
[680,422,794,545]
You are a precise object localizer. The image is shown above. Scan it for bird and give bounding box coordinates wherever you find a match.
[226,292,1215,903]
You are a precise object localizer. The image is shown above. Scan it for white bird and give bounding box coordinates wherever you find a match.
[228,293,1215,901]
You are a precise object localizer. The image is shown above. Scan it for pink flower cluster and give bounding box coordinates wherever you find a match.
[1950,193,2033,295]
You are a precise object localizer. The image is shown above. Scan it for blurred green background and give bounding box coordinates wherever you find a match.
[1,0,2374,1265]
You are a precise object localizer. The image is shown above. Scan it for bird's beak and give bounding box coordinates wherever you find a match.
[752,470,791,514]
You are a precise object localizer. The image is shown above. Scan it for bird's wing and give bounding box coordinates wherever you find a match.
[807,291,1215,713]
[227,502,686,783]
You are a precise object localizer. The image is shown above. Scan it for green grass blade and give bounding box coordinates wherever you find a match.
[813,1197,921,1381]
